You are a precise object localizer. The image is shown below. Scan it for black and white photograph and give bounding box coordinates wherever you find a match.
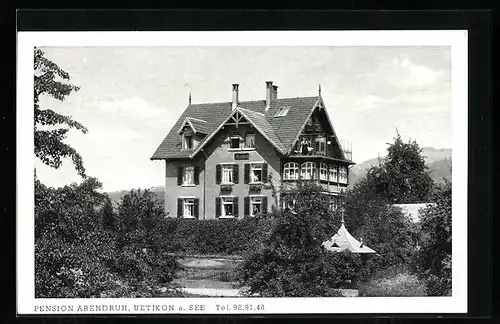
[17,30,468,315]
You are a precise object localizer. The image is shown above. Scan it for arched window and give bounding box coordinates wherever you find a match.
[319,163,328,181]
[283,162,299,180]
[301,162,317,180]
[329,165,338,182]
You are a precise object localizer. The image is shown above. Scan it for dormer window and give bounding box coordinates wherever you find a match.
[184,135,193,150]
[229,133,241,149]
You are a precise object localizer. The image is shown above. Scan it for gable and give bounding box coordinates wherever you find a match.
[285,97,347,160]
[190,107,286,158]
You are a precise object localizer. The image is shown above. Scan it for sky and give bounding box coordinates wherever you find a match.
[35,46,451,192]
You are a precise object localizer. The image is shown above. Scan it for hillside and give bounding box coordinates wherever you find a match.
[106,186,164,207]
[348,147,452,187]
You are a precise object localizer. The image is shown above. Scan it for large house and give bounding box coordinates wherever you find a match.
[151,81,355,219]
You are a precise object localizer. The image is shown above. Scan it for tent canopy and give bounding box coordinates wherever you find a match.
[322,221,376,254]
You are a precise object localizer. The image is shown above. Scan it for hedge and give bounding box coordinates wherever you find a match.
[158,217,277,256]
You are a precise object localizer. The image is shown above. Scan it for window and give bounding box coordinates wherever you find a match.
[178,166,198,186]
[183,198,194,217]
[230,135,240,149]
[250,196,262,216]
[222,197,235,217]
[283,162,299,180]
[250,163,263,183]
[339,166,348,183]
[177,197,199,218]
[329,166,338,182]
[245,133,255,149]
[222,165,234,184]
[315,136,326,154]
[183,166,195,185]
[319,163,328,181]
[301,162,316,180]
[184,135,193,150]
[274,106,291,117]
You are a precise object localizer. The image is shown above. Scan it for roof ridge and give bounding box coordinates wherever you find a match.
[188,96,319,106]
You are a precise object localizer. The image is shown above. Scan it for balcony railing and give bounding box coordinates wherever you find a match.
[291,135,353,161]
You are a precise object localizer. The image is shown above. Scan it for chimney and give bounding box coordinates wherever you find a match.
[272,85,278,100]
[232,84,239,110]
[265,81,273,111]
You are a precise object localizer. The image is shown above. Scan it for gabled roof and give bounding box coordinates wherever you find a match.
[238,108,287,154]
[177,117,210,135]
[151,94,351,161]
[322,222,376,254]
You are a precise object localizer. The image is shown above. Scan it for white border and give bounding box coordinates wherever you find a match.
[17,30,468,315]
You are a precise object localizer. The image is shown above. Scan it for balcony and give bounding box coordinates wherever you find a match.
[291,135,353,163]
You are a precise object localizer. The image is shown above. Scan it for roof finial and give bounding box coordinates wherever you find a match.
[341,209,345,224]
[318,84,322,96]
[188,92,192,105]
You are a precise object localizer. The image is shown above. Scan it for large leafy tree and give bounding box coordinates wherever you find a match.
[342,133,431,275]
[34,47,87,177]
[370,132,434,204]
[112,189,182,296]
[238,181,361,297]
[414,180,452,296]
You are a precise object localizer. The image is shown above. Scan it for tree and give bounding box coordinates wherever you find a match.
[34,47,87,177]
[238,181,361,297]
[35,183,182,298]
[370,132,434,204]
[101,197,117,231]
[34,177,118,298]
[414,180,452,296]
[341,134,430,276]
[112,189,182,296]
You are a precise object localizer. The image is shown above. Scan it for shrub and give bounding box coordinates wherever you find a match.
[358,272,427,297]
[238,211,355,297]
[412,180,452,296]
[160,216,276,256]
[35,182,181,298]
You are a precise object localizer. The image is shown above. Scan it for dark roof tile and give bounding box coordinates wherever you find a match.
[151,96,319,160]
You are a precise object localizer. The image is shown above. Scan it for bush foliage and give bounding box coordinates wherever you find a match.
[159,217,276,256]
[237,182,362,297]
[412,180,452,296]
[35,180,181,298]
[358,272,427,297]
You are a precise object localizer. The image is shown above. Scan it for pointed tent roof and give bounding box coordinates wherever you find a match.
[322,220,376,254]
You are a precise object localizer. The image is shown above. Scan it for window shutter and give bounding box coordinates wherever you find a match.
[233,197,239,217]
[177,198,183,218]
[262,163,268,182]
[177,166,183,185]
[244,196,250,217]
[194,198,199,218]
[216,164,222,184]
[262,196,268,214]
[244,163,250,184]
[233,164,239,184]
[194,166,200,185]
[215,197,221,218]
